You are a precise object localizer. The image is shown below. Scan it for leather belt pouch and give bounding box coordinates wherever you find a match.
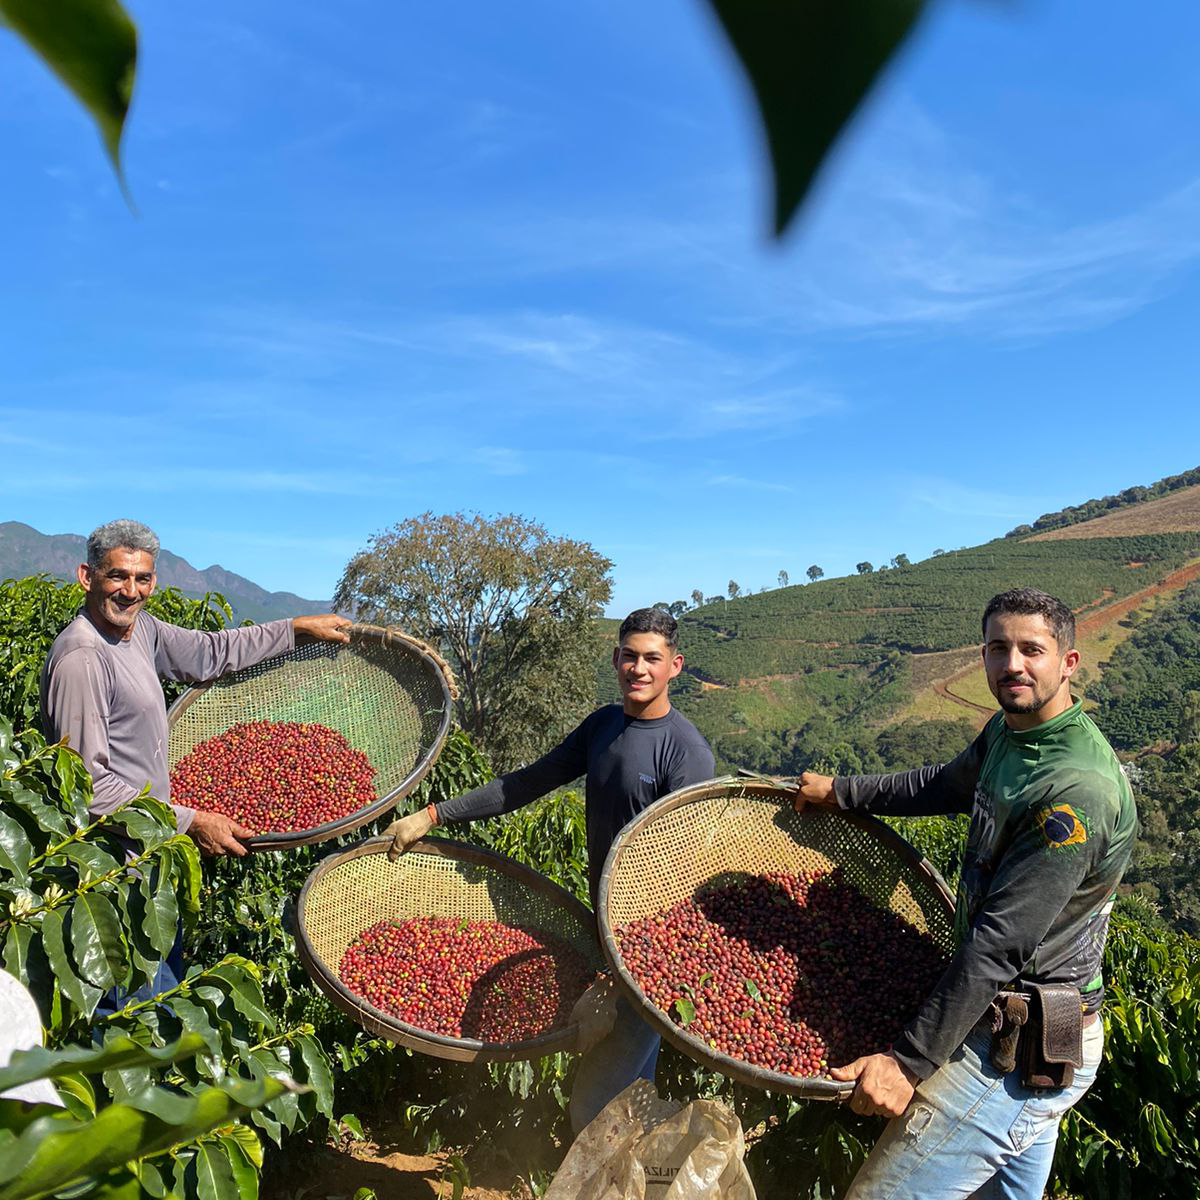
[1019,983,1084,1089]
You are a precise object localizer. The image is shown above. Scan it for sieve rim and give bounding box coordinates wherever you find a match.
[165,623,453,852]
[296,835,603,1062]
[596,775,955,1100]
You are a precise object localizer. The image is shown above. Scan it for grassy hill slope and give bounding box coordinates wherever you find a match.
[650,509,1200,773]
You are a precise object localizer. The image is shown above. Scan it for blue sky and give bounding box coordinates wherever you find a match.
[3,1,1200,613]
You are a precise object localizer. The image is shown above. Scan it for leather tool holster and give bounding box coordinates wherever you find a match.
[988,992,1028,1075]
[1020,983,1084,1089]
[989,982,1084,1089]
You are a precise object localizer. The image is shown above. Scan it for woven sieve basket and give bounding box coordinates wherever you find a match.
[166,624,453,850]
[296,836,607,1061]
[598,776,956,1099]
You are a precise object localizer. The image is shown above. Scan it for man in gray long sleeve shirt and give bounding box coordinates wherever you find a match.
[40,519,351,858]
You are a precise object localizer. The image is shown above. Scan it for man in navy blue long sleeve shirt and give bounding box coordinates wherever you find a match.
[384,607,714,1130]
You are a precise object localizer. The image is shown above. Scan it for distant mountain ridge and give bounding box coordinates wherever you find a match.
[0,521,332,625]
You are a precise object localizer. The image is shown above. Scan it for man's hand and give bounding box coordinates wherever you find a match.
[383,807,434,861]
[188,810,252,857]
[293,614,352,644]
[831,1052,917,1119]
[570,974,617,1054]
[792,771,838,813]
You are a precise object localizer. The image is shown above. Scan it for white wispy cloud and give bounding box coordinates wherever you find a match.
[774,98,1200,338]
[903,476,1041,521]
[707,473,793,493]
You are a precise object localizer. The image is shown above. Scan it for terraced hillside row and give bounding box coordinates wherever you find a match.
[677,533,1200,687]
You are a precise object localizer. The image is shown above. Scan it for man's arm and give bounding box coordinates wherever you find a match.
[151,614,350,684]
[795,728,990,819]
[385,720,591,858]
[664,723,715,792]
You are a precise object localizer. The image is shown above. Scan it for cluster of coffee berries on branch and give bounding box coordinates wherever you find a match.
[171,720,376,833]
[339,916,596,1042]
[615,868,948,1079]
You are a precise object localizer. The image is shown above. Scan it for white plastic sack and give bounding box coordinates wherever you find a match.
[545,1080,757,1200]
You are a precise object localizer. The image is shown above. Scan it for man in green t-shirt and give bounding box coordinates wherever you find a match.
[793,587,1136,1200]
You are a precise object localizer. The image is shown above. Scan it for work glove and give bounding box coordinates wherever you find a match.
[383,806,434,861]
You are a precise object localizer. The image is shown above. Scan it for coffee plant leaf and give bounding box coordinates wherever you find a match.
[0,1073,291,1200]
[293,1032,335,1119]
[0,0,136,176]
[39,906,103,1020]
[0,811,33,882]
[187,1140,241,1200]
[0,1033,207,1094]
[3,785,71,841]
[69,891,127,990]
[703,0,926,236]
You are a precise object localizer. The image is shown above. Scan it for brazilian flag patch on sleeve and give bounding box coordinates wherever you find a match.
[1035,803,1088,849]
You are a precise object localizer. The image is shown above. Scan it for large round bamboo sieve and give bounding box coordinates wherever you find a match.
[598,777,956,1099]
[166,624,453,850]
[296,836,607,1062]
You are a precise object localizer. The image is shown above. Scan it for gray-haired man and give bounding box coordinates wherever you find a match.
[41,519,351,857]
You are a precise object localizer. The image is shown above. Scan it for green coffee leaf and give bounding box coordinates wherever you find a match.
[4,786,69,841]
[672,997,696,1027]
[704,0,926,236]
[52,1072,96,1121]
[70,891,127,989]
[294,1033,334,1119]
[0,1033,206,1093]
[0,1074,291,1198]
[224,1123,263,1169]
[744,979,762,1000]
[171,997,224,1058]
[146,864,181,959]
[218,1131,260,1199]
[0,811,31,882]
[205,958,271,1027]
[0,0,137,174]
[40,907,103,1019]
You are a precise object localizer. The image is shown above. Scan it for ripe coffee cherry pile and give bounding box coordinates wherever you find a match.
[338,916,595,1042]
[171,720,376,833]
[616,867,948,1079]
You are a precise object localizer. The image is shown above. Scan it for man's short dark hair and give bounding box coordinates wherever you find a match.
[981,588,1075,650]
[618,607,678,650]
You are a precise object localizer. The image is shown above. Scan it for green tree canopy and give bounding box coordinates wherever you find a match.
[333,512,612,771]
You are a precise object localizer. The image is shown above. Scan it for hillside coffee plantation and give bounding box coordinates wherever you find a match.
[3,480,1200,1200]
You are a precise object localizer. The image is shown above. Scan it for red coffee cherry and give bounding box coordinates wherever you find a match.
[338,916,596,1042]
[614,868,948,1080]
[171,720,377,834]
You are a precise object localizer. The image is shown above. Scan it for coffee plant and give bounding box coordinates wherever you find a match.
[0,1033,294,1200]
[0,717,333,1197]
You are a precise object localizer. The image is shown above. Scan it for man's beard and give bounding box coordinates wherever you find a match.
[995,676,1046,714]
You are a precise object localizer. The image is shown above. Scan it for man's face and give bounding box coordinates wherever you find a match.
[78,547,156,638]
[613,632,682,706]
[982,611,1079,726]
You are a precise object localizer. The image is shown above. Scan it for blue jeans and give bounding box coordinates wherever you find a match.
[846,1018,1104,1200]
[569,996,660,1133]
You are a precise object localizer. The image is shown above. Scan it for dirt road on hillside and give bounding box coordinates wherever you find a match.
[927,559,1200,726]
